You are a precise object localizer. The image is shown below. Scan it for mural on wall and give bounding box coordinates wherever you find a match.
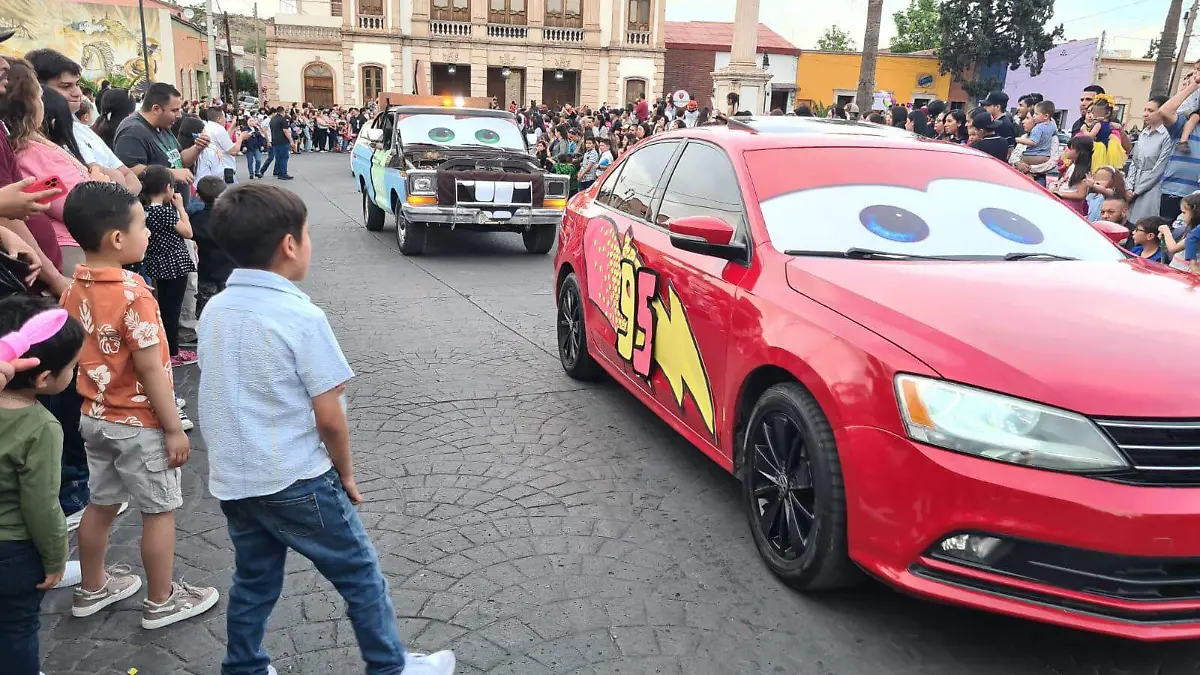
[0,0,159,84]
[585,216,716,438]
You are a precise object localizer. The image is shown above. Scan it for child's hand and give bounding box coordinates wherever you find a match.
[37,567,64,590]
[166,429,190,468]
[170,192,184,210]
[1160,224,1174,236]
[341,474,363,505]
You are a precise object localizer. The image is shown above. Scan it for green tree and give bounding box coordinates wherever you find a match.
[235,69,258,96]
[937,0,1064,98]
[1143,38,1160,60]
[817,25,856,51]
[890,0,941,54]
[244,34,267,57]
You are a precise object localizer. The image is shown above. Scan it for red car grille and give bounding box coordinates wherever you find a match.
[1094,419,1200,486]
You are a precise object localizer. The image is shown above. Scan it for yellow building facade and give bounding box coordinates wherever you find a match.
[796,51,952,111]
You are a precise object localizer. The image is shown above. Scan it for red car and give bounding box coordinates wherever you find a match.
[552,117,1200,641]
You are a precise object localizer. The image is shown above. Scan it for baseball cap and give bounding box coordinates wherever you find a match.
[846,102,860,114]
[971,111,1000,130]
[983,91,1009,108]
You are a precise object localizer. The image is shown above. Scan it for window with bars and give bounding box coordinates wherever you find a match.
[489,0,526,25]
[362,65,383,102]
[432,0,470,21]
[627,0,649,31]
[545,0,582,27]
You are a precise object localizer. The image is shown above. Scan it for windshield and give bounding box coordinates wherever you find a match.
[746,147,1123,261]
[397,113,527,153]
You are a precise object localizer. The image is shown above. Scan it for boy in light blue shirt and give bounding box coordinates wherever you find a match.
[198,183,456,675]
[1016,100,1058,172]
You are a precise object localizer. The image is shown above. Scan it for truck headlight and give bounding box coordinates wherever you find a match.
[410,175,434,194]
[895,374,1128,473]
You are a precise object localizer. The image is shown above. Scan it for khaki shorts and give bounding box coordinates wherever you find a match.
[81,417,183,514]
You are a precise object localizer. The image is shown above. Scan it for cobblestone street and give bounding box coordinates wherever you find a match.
[37,153,1200,675]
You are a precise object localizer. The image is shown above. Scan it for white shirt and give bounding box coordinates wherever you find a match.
[196,120,237,181]
[74,120,122,169]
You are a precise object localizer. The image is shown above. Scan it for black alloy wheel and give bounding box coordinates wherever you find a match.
[556,272,600,380]
[743,383,860,590]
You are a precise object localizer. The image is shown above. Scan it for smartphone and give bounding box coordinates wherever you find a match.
[22,176,61,204]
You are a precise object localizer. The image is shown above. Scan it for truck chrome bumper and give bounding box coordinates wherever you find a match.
[401,204,563,228]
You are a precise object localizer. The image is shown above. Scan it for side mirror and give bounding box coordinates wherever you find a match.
[667,216,746,261]
[1091,219,1129,246]
[365,127,384,143]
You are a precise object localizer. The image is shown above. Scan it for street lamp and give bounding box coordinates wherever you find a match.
[554,69,564,80]
[501,66,511,79]
[447,64,457,75]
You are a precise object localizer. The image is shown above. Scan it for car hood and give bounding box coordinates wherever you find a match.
[784,258,1200,418]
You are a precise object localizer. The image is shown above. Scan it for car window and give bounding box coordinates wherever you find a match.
[656,143,746,238]
[595,162,625,208]
[602,142,678,222]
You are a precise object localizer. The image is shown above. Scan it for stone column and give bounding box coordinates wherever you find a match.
[710,0,771,115]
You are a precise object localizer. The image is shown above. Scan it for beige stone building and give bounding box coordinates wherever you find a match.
[263,0,666,110]
[1096,56,1172,130]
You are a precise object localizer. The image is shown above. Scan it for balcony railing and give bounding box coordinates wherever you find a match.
[430,20,472,37]
[487,23,528,39]
[274,23,341,43]
[357,14,385,29]
[543,27,583,43]
[626,29,651,46]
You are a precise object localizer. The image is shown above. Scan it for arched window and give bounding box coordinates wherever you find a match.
[624,78,646,105]
[303,62,335,107]
[627,0,650,31]
[362,65,384,105]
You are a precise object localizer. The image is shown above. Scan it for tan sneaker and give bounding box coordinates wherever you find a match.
[142,581,219,629]
[71,564,143,617]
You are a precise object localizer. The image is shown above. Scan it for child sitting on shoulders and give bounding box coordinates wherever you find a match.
[0,294,84,675]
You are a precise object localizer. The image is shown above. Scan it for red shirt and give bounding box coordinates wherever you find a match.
[634,100,649,123]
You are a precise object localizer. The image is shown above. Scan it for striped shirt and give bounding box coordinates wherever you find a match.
[1163,115,1200,198]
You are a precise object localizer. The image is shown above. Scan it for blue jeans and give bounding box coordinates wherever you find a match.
[219,469,407,675]
[272,145,290,177]
[246,148,262,178]
[0,540,45,675]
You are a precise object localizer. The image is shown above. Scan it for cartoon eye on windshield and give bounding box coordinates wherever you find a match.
[474,129,500,144]
[978,208,1044,245]
[859,205,929,243]
[428,127,456,143]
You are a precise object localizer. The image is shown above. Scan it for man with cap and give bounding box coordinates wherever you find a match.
[845,102,861,121]
[984,91,1016,147]
[969,111,1009,161]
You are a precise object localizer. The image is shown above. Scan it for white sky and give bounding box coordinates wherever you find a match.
[214,0,1183,60]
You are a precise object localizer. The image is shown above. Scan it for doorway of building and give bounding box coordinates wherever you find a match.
[624,78,645,107]
[542,69,578,108]
[431,63,471,98]
[304,62,335,107]
[769,89,789,113]
[487,67,525,109]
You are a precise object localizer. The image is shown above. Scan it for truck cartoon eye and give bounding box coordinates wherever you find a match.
[428,127,456,143]
[475,129,501,144]
[978,208,1044,245]
[859,205,929,243]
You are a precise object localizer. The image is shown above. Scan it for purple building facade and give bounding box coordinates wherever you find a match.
[1003,39,1099,129]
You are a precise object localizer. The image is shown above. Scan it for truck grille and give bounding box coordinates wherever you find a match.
[1094,419,1200,486]
[455,179,533,206]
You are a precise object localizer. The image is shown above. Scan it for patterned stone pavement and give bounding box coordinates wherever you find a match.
[38,154,1200,674]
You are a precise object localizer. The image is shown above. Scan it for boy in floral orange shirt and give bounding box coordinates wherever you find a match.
[58,182,218,630]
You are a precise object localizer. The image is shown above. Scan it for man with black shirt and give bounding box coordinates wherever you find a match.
[268,107,294,180]
[983,91,1016,147]
[349,107,367,137]
[113,83,208,190]
[969,112,1009,161]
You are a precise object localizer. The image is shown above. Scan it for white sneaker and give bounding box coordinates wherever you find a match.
[401,651,456,675]
[176,397,187,409]
[69,502,131,531]
[268,667,277,675]
[179,408,194,432]
[54,560,82,588]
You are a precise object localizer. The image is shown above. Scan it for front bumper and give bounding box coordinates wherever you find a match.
[401,203,563,229]
[839,425,1200,640]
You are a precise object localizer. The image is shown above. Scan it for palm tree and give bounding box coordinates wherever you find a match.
[856,0,884,113]
[1151,0,1184,97]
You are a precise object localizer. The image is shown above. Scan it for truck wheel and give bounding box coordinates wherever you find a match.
[742,383,861,591]
[396,212,426,256]
[523,224,556,254]
[363,192,385,232]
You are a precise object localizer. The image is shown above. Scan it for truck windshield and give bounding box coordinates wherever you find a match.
[397,113,526,152]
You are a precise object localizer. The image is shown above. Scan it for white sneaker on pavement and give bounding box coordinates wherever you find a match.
[401,651,456,675]
[176,396,187,409]
[54,560,82,588]
[179,407,194,432]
